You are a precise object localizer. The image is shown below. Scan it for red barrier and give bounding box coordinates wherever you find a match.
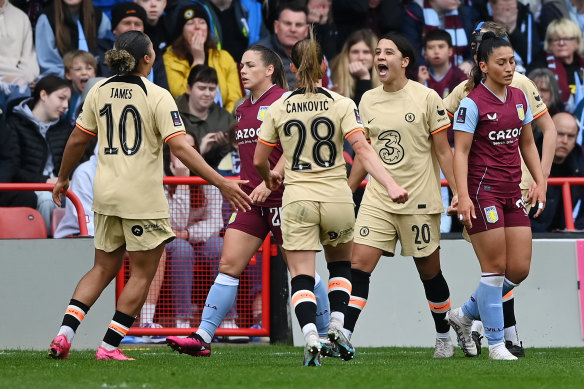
[0,183,89,236]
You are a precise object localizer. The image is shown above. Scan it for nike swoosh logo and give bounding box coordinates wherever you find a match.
[368,118,375,124]
[417,246,428,250]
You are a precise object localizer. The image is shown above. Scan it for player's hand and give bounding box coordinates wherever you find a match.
[447,194,458,216]
[348,61,370,80]
[219,178,252,212]
[458,61,474,77]
[417,65,429,84]
[250,181,272,204]
[170,158,190,177]
[530,183,547,218]
[457,195,476,229]
[386,184,408,204]
[52,178,70,207]
[526,181,537,204]
[264,171,283,191]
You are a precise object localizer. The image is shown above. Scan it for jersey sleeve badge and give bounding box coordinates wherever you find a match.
[257,106,270,121]
[171,111,183,126]
[456,107,466,124]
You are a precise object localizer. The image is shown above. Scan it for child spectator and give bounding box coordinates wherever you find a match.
[62,50,97,125]
[417,28,467,99]
[35,0,111,78]
[134,0,172,55]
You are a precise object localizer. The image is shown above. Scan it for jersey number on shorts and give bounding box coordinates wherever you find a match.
[411,224,430,245]
[269,207,282,226]
[283,117,336,170]
[100,103,143,156]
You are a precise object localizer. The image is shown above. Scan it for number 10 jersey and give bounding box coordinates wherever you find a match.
[76,75,186,219]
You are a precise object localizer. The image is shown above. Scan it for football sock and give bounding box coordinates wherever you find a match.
[421,270,451,334]
[327,261,352,329]
[504,325,521,345]
[313,271,331,337]
[502,277,518,330]
[291,274,317,330]
[476,273,505,346]
[140,303,156,326]
[102,310,135,351]
[198,273,239,340]
[343,269,370,332]
[58,298,90,343]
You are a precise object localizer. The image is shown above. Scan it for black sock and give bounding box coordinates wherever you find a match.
[421,270,451,334]
[61,298,90,332]
[503,297,516,328]
[291,274,316,330]
[343,269,370,332]
[103,310,135,349]
[326,261,352,314]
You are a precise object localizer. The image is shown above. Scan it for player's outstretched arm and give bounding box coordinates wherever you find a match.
[53,127,94,207]
[253,141,282,191]
[347,130,408,204]
[167,134,251,211]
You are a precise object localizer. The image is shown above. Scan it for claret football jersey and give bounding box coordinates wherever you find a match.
[258,87,362,205]
[76,75,186,218]
[358,80,450,214]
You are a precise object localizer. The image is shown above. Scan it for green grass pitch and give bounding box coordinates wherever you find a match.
[1,345,583,388]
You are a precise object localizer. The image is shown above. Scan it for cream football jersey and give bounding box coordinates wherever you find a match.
[358,81,450,214]
[76,75,186,218]
[259,87,363,205]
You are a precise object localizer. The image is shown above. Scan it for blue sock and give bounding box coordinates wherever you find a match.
[462,277,518,321]
[198,273,239,339]
[476,273,504,345]
[313,272,330,337]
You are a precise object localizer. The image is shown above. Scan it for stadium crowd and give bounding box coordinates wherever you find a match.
[0,0,583,362]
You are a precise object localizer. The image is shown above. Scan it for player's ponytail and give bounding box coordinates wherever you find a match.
[105,31,152,74]
[291,27,324,94]
[465,31,513,92]
[247,45,289,90]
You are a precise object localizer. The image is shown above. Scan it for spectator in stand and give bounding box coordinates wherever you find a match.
[531,112,584,231]
[417,29,468,99]
[256,2,310,89]
[333,0,403,55]
[63,51,98,125]
[177,65,234,168]
[538,0,584,39]
[208,0,267,62]
[0,75,72,232]
[485,0,542,74]
[330,28,380,106]
[539,18,584,113]
[134,0,172,55]
[528,68,565,118]
[306,0,337,61]
[163,131,225,328]
[93,0,127,19]
[164,2,241,111]
[401,0,480,69]
[35,0,112,78]
[95,2,169,90]
[0,0,39,113]
[10,0,51,30]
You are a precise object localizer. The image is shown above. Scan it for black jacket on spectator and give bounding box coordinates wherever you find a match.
[94,37,170,90]
[2,97,72,183]
[531,138,584,231]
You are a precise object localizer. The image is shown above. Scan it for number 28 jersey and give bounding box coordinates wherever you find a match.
[76,75,186,218]
[258,87,363,206]
[358,81,450,215]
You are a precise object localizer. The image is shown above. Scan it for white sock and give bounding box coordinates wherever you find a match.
[196,328,213,343]
[301,323,318,344]
[436,331,450,340]
[100,341,117,351]
[504,325,520,345]
[57,326,75,343]
[140,303,156,326]
[329,312,344,330]
[341,328,352,340]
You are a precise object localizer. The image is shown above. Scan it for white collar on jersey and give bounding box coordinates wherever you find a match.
[250,84,277,104]
[480,80,508,103]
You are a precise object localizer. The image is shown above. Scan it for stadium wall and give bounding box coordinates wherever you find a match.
[0,238,582,349]
[292,239,584,348]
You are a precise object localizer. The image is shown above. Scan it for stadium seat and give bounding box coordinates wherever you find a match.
[0,207,48,239]
[51,207,66,237]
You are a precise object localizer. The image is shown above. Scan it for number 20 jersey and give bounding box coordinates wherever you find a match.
[259,87,363,205]
[76,75,186,219]
[358,81,450,215]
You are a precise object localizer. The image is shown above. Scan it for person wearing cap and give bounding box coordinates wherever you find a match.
[163,2,242,112]
[95,1,169,90]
